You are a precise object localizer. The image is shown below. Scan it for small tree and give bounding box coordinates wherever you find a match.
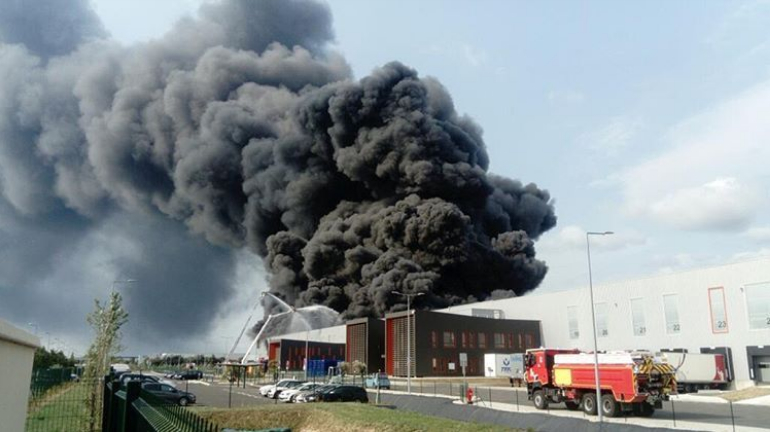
[81,292,128,431]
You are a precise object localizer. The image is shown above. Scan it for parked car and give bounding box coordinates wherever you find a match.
[120,373,176,388]
[173,370,203,380]
[267,380,305,398]
[260,379,304,398]
[258,383,275,396]
[295,384,338,403]
[364,373,390,389]
[141,382,196,406]
[278,383,320,403]
[316,385,368,403]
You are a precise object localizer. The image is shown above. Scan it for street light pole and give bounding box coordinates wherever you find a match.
[586,231,613,427]
[391,291,424,394]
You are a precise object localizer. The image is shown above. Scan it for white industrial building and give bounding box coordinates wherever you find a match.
[439,256,770,389]
[261,257,769,388]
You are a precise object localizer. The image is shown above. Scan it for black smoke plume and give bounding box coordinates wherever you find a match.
[0,0,556,339]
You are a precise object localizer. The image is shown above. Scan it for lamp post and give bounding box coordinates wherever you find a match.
[391,291,424,394]
[586,231,613,426]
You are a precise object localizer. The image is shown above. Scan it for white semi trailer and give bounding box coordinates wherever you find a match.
[662,352,729,393]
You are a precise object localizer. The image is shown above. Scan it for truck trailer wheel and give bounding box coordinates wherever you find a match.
[532,390,548,410]
[581,393,597,415]
[600,394,619,417]
[634,403,655,417]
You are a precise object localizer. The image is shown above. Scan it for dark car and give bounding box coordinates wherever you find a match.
[120,374,159,386]
[173,370,203,380]
[295,384,338,403]
[141,382,196,406]
[317,385,368,403]
[120,373,176,388]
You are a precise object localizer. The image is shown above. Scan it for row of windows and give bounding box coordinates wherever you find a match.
[432,356,480,374]
[568,283,770,339]
[431,330,535,350]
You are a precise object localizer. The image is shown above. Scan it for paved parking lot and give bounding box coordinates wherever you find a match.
[184,382,282,408]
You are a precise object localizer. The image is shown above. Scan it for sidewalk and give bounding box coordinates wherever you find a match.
[370,387,769,432]
[735,395,770,406]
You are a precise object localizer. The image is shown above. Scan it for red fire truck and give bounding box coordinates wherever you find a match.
[524,348,676,417]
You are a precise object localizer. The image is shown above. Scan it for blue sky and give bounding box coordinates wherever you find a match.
[14,0,764,355]
[93,0,770,290]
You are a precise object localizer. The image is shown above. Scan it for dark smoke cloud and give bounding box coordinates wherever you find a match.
[0,0,556,339]
[0,0,106,58]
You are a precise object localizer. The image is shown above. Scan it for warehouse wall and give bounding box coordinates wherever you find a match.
[439,257,770,389]
[0,319,40,432]
[273,324,347,344]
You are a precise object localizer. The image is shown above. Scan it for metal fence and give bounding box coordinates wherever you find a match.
[26,373,103,432]
[103,377,220,432]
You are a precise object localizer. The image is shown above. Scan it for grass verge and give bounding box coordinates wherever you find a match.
[195,403,520,432]
[25,382,95,432]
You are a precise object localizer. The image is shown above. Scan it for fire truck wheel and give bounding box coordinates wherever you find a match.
[581,393,597,415]
[564,401,580,411]
[600,394,619,417]
[532,390,548,410]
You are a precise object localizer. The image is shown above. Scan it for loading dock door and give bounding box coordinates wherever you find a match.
[746,346,770,384]
[753,356,770,384]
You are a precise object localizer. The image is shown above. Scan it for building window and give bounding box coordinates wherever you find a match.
[708,287,729,333]
[630,298,646,336]
[494,333,505,348]
[431,331,438,348]
[745,282,770,330]
[567,306,579,339]
[432,358,437,371]
[506,333,514,349]
[595,302,609,337]
[524,333,534,349]
[468,331,476,347]
[662,294,680,334]
[478,333,486,349]
[443,331,456,348]
[461,331,468,348]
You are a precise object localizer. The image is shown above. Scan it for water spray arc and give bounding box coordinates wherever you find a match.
[239,293,294,365]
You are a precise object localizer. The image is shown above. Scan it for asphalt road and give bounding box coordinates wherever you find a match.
[387,381,770,429]
[177,380,768,430]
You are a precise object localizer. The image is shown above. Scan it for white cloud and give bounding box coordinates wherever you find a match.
[461,43,487,67]
[618,83,769,231]
[580,116,643,156]
[742,226,770,243]
[647,177,759,231]
[540,225,647,253]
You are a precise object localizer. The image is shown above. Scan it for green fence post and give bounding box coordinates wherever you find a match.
[110,377,123,432]
[124,381,141,431]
